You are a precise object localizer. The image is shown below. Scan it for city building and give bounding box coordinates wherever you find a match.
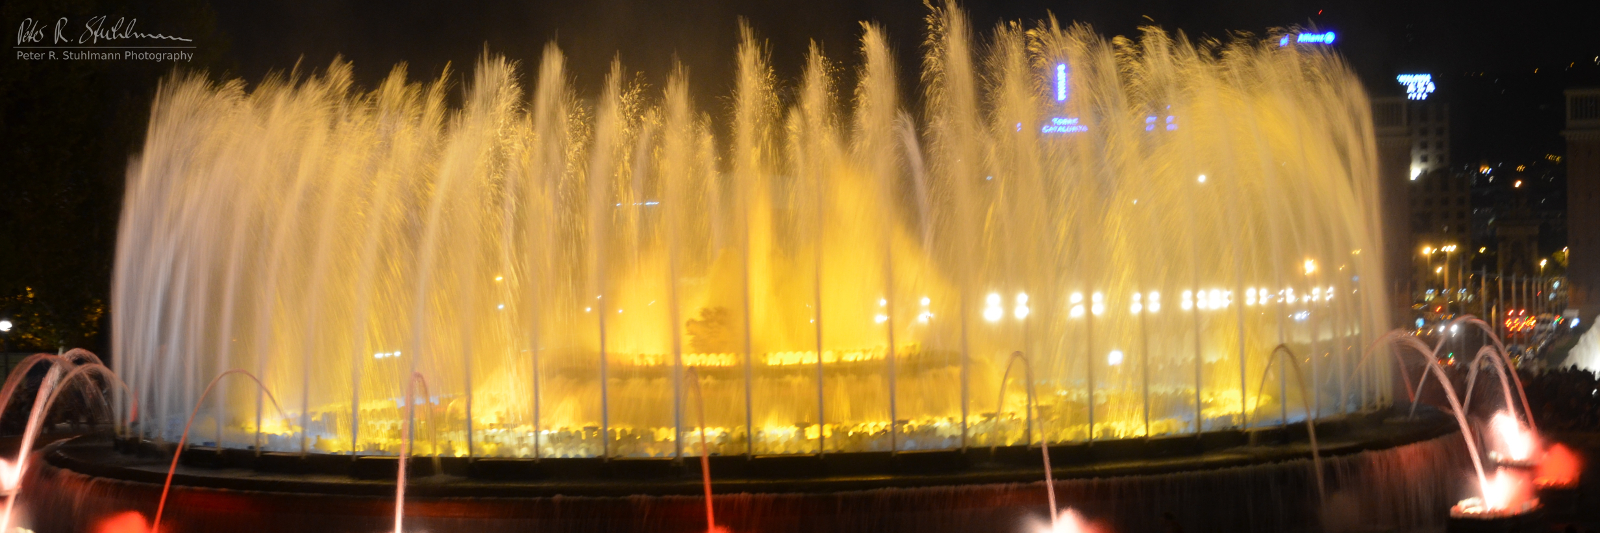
[1409,101,1450,180]
[1565,88,1600,321]
[1373,96,1415,317]
[1392,93,1472,310]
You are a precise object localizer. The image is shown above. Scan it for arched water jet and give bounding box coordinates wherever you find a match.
[1446,316,1536,433]
[1243,344,1326,503]
[0,362,61,533]
[995,351,1058,531]
[32,364,141,439]
[393,371,441,533]
[154,369,294,532]
[1406,316,1534,433]
[0,351,142,533]
[1345,329,1428,404]
[1462,345,1517,417]
[0,361,140,529]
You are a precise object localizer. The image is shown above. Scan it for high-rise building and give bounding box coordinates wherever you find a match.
[1399,97,1469,306]
[1408,102,1450,179]
[1565,88,1600,321]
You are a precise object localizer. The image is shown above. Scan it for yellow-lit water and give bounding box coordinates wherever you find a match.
[114,8,1391,458]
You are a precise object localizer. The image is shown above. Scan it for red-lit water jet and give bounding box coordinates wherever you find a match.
[1032,507,1098,533]
[1451,468,1538,519]
[1488,411,1536,466]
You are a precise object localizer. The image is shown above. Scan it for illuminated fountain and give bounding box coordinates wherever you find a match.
[10,6,1502,533]
[111,8,1392,463]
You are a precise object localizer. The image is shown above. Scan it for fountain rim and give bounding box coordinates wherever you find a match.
[41,409,1456,498]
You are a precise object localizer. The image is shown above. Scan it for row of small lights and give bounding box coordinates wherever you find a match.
[978,285,1339,324]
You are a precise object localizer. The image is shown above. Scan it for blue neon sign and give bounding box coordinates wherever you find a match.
[1056,63,1068,102]
[1043,62,1088,134]
[1041,117,1087,134]
[1279,31,1337,46]
[1396,74,1435,100]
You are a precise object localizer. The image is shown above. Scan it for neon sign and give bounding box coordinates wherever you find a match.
[1042,117,1087,134]
[1042,62,1178,135]
[1056,63,1068,102]
[1396,74,1435,100]
[1279,31,1337,47]
[1043,62,1088,134]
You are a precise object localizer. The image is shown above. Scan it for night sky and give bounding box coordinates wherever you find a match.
[201,0,1600,161]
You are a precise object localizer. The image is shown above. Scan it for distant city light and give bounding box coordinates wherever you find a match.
[1145,115,1179,131]
[1396,74,1435,100]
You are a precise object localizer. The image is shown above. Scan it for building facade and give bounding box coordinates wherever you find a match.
[1565,89,1600,321]
[1373,96,1415,318]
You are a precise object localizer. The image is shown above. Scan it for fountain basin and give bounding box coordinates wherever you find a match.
[16,411,1467,533]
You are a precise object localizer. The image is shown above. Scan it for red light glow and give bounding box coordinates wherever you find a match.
[94,512,152,533]
[1537,443,1582,488]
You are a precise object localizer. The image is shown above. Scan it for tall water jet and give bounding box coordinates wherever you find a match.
[114,11,1390,461]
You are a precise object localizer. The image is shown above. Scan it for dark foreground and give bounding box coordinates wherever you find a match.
[9,408,1475,533]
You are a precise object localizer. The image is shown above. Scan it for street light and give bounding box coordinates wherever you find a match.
[0,320,11,333]
[1440,245,1457,315]
[1539,259,1549,314]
